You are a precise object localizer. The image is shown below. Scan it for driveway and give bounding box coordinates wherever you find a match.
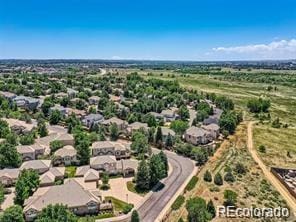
[100,177,143,207]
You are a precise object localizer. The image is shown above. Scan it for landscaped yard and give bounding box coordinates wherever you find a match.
[78,212,115,222]
[126,181,149,196]
[105,196,133,214]
[65,166,77,178]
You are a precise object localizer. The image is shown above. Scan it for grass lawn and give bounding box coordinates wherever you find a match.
[126,181,149,196]
[105,196,133,214]
[78,212,115,222]
[65,166,77,178]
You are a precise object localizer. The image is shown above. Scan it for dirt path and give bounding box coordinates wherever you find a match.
[247,121,296,214]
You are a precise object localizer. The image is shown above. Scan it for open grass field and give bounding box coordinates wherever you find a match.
[125,68,296,170]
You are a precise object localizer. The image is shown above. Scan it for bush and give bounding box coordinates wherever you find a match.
[224,171,235,183]
[234,163,247,174]
[203,170,212,182]
[185,176,198,191]
[122,204,133,214]
[214,173,223,186]
[171,195,185,211]
[258,145,266,153]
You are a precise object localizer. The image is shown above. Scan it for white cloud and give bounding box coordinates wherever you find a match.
[211,39,296,60]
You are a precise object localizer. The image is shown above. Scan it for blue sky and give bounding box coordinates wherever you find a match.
[1,0,296,60]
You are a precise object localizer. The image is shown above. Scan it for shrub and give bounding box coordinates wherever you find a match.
[185,176,198,191]
[171,195,185,211]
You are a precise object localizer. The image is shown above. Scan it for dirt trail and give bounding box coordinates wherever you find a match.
[247,121,296,214]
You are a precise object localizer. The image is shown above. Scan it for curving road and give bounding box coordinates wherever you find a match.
[97,150,195,222]
[138,151,194,222]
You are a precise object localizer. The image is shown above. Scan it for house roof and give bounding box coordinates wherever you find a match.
[20,160,51,171]
[202,123,220,131]
[186,126,207,137]
[90,155,116,165]
[161,127,176,137]
[117,159,138,172]
[91,141,114,150]
[54,145,77,158]
[84,114,104,121]
[128,122,148,130]
[102,117,125,125]
[84,169,100,182]
[17,145,34,154]
[23,179,101,212]
[48,167,65,178]
[75,165,90,177]
[40,171,55,185]
[0,168,20,179]
[55,133,74,142]
[161,109,175,117]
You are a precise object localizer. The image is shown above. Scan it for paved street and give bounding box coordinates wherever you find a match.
[98,150,195,222]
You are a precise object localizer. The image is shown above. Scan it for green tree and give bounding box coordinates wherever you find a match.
[14,169,40,206]
[223,190,238,206]
[214,172,223,186]
[186,197,211,222]
[0,142,21,168]
[234,163,246,174]
[258,145,266,153]
[207,199,216,219]
[149,154,166,186]
[131,132,150,155]
[224,171,235,183]
[109,123,119,141]
[191,147,208,165]
[154,126,163,147]
[131,210,140,222]
[0,119,10,138]
[219,111,237,135]
[136,159,150,190]
[0,183,5,206]
[179,105,189,121]
[5,132,18,145]
[50,140,64,154]
[165,133,174,148]
[36,204,77,222]
[49,110,62,125]
[203,170,212,182]
[170,120,188,134]
[0,205,25,222]
[159,151,168,177]
[74,132,90,165]
[41,100,53,116]
[37,121,48,137]
[19,133,35,145]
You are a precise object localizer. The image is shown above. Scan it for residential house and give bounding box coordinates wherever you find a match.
[0,91,16,100]
[0,168,20,186]
[90,155,117,174]
[20,160,52,174]
[202,123,220,140]
[54,145,78,166]
[67,88,78,99]
[184,126,210,145]
[40,167,65,187]
[82,114,104,128]
[116,159,138,177]
[17,144,45,161]
[161,109,179,122]
[13,96,40,111]
[126,122,148,135]
[84,169,100,183]
[161,127,176,143]
[88,96,100,105]
[91,141,130,159]
[49,105,67,116]
[102,117,127,130]
[23,179,111,221]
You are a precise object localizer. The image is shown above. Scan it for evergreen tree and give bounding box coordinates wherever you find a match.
[131,210,140,222]
[165,133,173,148]
[214,172,223,186]
[109,123,119,141]
[203,170,212,182]
[207,199,216,219]
[154,126,163,147]
[159,151,168,177]
[136,159,150,190]
[149,154,166,186]
[224,171,235,183]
